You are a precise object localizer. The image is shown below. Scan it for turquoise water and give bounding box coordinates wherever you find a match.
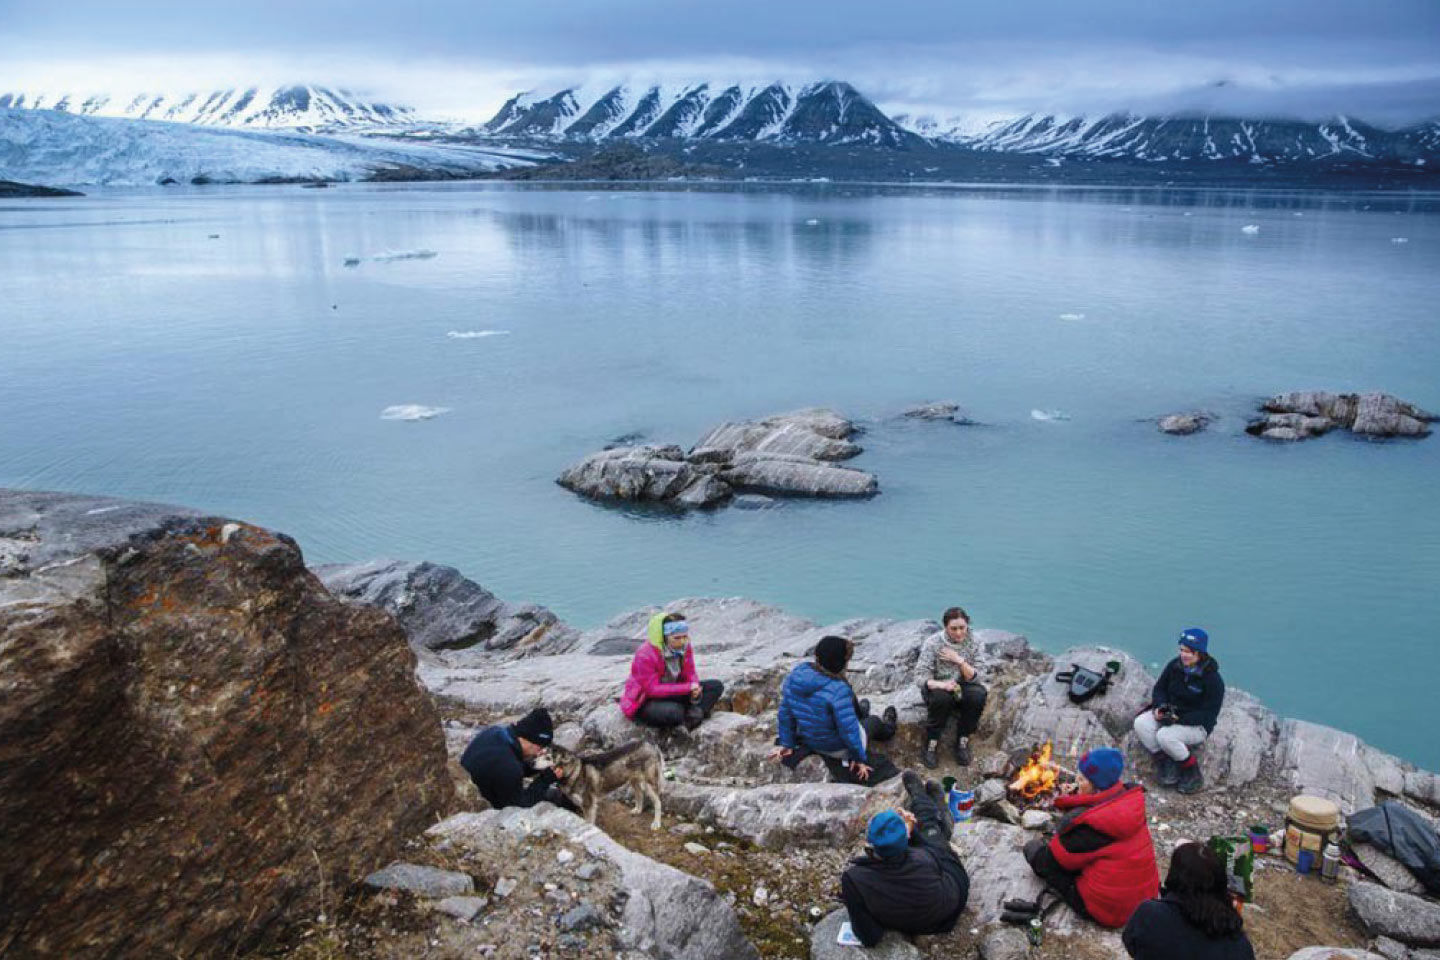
[3,181,1438,768]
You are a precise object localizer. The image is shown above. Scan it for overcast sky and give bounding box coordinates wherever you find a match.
[2,0,1438,122]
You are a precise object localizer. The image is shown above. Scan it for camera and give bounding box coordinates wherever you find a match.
[1156,704,1179,726]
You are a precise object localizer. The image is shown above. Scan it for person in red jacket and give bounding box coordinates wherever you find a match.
[619,611,724,730]
[1023,747,1160,928]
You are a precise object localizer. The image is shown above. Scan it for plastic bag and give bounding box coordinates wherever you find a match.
[1209,835,1255,902]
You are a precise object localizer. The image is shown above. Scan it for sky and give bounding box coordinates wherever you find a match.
[2,0,1438,123]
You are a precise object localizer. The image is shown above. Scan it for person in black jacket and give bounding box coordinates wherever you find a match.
[1132,628,1225,795]
[1123,842,1255,960]
[459,708,574,810]
[839,771,969,946]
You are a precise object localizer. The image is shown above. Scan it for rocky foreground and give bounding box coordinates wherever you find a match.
[0,179,84,197]
[4,488,1440,960]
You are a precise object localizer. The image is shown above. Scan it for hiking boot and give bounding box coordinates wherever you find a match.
[882,705,898,729]
[901,770,926,801]
[856,698,871,720]
[953,735,972,767]
[925,778,955,838]
[922,741,939,769]
[1176,761,1205,795]
[1153,751,1179,787]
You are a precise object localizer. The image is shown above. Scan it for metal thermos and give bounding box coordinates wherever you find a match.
[1321,842,1341,883]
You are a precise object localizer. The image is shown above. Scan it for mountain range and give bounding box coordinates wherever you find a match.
[0,85,414,131]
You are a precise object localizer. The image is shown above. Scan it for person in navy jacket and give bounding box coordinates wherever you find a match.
[1133,628,1226,795]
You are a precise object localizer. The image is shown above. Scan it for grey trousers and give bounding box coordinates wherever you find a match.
[1133,710,1207,761]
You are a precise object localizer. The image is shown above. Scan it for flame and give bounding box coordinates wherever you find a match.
[1008,741,1060,800]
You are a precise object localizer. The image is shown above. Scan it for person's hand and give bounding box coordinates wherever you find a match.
[939,646,966,665]
[943,679,959,693]
[768,746,794,763]
[1059,781,1078,796]
[1153,707,1166,721]
[896,808,917,834]
[690,682,702,701]
[850,761,873,782]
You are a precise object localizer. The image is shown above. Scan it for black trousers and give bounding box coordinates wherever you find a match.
[822,751,901,786]
[923,682,989,742]
[1023,838,1091,919]
[636,679,724,730]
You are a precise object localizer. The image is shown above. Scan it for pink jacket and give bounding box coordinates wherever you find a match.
[620,641,698,718]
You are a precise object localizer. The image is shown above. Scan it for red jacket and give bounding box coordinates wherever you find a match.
[1047,783,1159,928]
[619,640,698,718]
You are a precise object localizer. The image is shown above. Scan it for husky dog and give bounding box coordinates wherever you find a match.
[557,740,665,830]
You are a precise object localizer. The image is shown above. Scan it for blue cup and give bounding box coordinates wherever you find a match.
[1296,849,1315,874]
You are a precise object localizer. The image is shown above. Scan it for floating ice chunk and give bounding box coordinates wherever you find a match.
[1031,409,1071,422]
[380,404,451,421]
[446,330,511,339]
[1058,312,1086,321]
[370,249,438,262]
[342,256,362,267]
[1241,224,1260,234]
[1390,237,1409,244]
[804,218,820,225]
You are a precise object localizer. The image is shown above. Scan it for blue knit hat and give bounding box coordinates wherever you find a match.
[1178,627,1209,655]
[867,810,909,859]
[1078,747,1125,791]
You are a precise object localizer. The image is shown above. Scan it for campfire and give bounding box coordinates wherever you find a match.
[1006,741,1066,806]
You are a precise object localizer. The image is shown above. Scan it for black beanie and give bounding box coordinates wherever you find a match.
[815,635,851,675]
[512,707,554,747]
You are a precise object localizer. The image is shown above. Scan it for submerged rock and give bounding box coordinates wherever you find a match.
[900,401,974,424]
[0,490,453,958]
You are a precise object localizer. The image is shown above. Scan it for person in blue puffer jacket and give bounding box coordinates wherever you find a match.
[770,635,900,786]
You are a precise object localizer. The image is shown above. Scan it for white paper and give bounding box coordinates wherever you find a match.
[837,921,862,945]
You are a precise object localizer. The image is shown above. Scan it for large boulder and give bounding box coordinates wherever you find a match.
[811,907,920,959]
[1348,881,1440,947]
[316,558,580,660]
[663,777,905,849]
[1000,647,1154,763]
[721,451,879,498]
[1257,391,1435,440]
[0,490,452,958]
[427,805,759,959]
[1275,720,1408,813]
[557,444,733,507]
[692,408,863,462]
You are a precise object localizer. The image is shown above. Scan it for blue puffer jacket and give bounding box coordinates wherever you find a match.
[778,662,866,762]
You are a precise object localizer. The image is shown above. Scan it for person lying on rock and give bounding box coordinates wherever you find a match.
[1132,628,1225,795]
[1122,841,1255,960]
[620,612,725,730]
[912,605,989,768]
[839,771,971,946]
[769,635,900,786]
[1023,747,1160,929]
[460,707,576,811]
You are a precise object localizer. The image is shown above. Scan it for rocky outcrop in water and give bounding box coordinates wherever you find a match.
[1158,411,1213,434]
[0,490,453,958]
[900,401,975,424]
[557,408,878,509]
[1249,391,1436,441]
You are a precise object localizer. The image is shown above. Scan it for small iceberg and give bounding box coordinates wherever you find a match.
[380,405,451,421]
[345,249,439,266]
[1241,224,1260,235]
[804,218,820,226]
[1391,237,1409,244]
[1031,409,1071,422]
[446,330,511,339]
[1058,312,1086,321]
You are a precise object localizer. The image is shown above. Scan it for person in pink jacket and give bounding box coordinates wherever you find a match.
[620,612,725,730]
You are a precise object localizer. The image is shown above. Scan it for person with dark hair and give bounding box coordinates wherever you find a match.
[1023,747,1159,928]
[460,708,576,811]
[1122,842,1255,959]
[912,606,989,768]
[840,771,971,946]
[1133,628,1226,795]
[770,635,900,786]
[620,612,725,730]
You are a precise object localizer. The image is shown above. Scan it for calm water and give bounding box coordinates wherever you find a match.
[3,181,1438,768]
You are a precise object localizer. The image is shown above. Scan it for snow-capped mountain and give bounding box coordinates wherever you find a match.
[481,81,919,147]
[898,111,1440,164]
[0,86,415,131]
[0,109,537,186]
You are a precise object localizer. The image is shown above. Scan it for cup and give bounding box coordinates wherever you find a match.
[1296,849,1315,874]
[1248,825,1270,855]
[950,788,976,823]
[1106,659,1122,677]
[941,776,957,793]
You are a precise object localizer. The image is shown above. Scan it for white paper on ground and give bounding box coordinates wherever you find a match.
[837,921,862,945]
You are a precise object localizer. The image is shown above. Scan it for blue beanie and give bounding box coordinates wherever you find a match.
[1078,748,1125,791]
[867,810,909,860]
[1178,627,1209,655]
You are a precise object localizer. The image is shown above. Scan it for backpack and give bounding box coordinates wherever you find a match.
[1053,661,1120,704]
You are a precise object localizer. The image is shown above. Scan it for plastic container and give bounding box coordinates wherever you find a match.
[1283,795,1340,866]
[1248,824,1271,855]
[949,788,975,823]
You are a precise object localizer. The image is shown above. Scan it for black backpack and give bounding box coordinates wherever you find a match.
[1053,661,1120,704]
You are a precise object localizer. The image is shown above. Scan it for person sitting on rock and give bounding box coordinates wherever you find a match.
[460,707,574,810]
[1023,747,1160,929]
[912,606,989,768]
[839,771,971,946]
[1132,628,1225,795]
[770,635,899,785]
[1122,841,1255,960]
[620,612,725,730]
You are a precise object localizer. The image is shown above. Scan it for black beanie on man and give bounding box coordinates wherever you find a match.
[512,707,554,747]
[815,635,851,675]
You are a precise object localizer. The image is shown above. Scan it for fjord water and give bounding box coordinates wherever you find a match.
[3,182,1438,768]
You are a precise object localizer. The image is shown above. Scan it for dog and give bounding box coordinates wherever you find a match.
[555,740,665,830]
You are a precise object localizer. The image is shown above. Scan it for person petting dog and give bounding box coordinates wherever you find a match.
[1022,747,1159,928]
[620,612,725,730]
[770,635,900,786]
[913,606,989,768]
[459,707,576,811]
[1132,628,1225,795]
[839,771,970,946]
